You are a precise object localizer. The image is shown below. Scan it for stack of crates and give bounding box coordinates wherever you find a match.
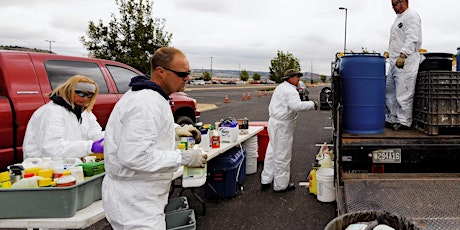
[205,146,246,199]
[165,197,196,230]
[413,71,460,135]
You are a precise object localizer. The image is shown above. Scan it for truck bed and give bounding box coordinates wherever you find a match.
[337,173,460,230]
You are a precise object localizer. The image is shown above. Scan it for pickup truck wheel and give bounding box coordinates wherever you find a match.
[176,116,194,126]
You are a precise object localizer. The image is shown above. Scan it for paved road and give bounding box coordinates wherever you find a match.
[84,83,337,230]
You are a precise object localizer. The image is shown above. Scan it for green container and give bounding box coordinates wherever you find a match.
[0,172,104,218]
[79,162,105,177]
[166,209,196,230]
[165,197,189,214]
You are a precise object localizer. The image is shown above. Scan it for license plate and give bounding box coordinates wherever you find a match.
[372,149,401,163]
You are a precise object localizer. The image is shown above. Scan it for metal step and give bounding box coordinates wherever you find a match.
[342,175,460,229]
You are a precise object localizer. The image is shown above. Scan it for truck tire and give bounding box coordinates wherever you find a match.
[176,116,194,126]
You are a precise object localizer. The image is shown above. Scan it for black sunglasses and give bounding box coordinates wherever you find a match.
[75,90,94,98]
[392,0,402,7]
[159,66,191,78]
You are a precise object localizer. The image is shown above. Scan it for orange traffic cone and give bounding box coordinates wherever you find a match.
[258,91,262,97]
[242,93,246,101]
[264,90,267,96]
[247,92,251,100]
[225,95,229,103]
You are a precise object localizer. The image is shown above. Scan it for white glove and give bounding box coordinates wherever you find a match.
[396,53,406,69]
[175,124,201,144]
[181,149,207,168]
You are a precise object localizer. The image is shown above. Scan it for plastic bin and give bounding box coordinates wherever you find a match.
[324,210,419,230]
[413,71,460,135]
[0,172,104,218]
[166,209,196,230]
[249,121,269,162]
[165,197,189,214]
[205,146,246,198]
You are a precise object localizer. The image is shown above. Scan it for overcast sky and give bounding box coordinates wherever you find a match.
[1,0,459,75]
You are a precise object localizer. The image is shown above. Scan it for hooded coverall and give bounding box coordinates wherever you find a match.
[23,100,103,159]
[261,81,315,191]
[386,8,422,127]
[102,76,181,229]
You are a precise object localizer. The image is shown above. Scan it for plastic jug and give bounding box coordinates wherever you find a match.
[308,161,321,195]
[200,128,211,151]
[56,170,76,187]
[11,173,40,188]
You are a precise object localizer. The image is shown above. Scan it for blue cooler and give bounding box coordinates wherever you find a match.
[205,146,246,198]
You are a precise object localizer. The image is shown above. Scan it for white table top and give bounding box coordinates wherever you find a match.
[0,126,264,229]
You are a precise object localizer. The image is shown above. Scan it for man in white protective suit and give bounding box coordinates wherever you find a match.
[385,0,422,131]
[261,69,318,192]
[102,47,206,229]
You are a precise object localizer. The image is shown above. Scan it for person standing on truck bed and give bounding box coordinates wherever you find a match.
[385,0,422,131]
[22,75,105,159]
[102,47,205,230]
[261,69,318,193]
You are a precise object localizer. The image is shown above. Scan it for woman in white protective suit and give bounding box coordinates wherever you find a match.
[261,69,318,192]
[102,47,206,230]
[385,0,422,131]
[23,75,104,159]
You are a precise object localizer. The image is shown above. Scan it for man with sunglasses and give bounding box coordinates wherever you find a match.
[385,0,422,131]
[23,75,104,159]
[102,47,206,229]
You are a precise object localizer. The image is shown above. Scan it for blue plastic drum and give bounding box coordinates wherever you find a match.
[340,55,386,134]
[457,47,460,71]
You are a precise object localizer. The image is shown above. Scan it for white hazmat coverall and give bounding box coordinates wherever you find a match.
[102,89,181,229]
[23,101,103,159]
[385,8,422,127]
[261,81,315,191]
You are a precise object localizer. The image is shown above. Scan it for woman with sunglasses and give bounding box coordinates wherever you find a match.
[23,75,104,160]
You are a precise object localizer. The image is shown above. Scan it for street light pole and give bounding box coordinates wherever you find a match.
[339,7,348,53]
[45,40,55,53]
[210,56,214,84]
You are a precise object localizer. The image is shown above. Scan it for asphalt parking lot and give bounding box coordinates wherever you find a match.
[40,83,337,230]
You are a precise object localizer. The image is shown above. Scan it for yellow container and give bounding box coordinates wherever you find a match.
[38,169,53,178]
[24,167,40,176]
[38,178,53,187]
[0,171,10,182]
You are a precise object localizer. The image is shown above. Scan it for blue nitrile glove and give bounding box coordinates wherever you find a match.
[91,138,104,153]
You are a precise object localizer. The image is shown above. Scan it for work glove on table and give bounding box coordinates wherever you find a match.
[91,138,104,153]
[181,149,207,168]
[175,124,202,144]
[396,53,407,69]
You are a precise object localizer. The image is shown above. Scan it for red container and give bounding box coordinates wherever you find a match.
[249,121,269,162]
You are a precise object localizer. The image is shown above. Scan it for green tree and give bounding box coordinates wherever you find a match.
[80,0,172,74]
[269,50,301,83]
[252,72,261,81]
[320,75,327,83]
[202,71,211,81]
[240,69,249,82]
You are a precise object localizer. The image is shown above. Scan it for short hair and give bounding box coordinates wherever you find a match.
[150,47,185,75]
[49,75,99,111]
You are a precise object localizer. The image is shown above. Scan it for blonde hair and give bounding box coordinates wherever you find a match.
[49,75,99,111]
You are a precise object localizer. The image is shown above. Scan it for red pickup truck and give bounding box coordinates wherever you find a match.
[0,50,200,170]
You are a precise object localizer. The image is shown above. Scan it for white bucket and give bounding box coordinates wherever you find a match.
[316,168,335,202]
[246,156,257,174]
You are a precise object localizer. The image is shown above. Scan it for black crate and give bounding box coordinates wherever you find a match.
[413,71,460,135]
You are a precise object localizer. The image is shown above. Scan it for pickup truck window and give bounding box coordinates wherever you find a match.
[45,60,109,93]
[106,65,139,93]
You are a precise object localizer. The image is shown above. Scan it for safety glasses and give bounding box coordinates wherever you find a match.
[75,90,94,98]
[159,66,191,78]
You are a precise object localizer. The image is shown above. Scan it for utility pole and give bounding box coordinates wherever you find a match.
[310,61,313,84]
[45,40,55,53]
[210,57,214,84]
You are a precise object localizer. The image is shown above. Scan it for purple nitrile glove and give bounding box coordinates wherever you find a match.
[91,138,104,153]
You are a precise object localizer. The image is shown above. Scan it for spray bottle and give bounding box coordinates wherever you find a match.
[308,160,321,195]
